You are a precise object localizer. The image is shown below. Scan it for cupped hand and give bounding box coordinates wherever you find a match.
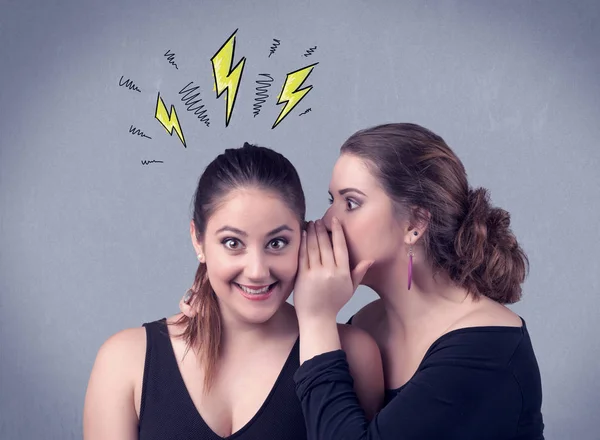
[293,217,373,322]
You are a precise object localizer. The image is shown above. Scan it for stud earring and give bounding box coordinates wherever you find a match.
[197,253,203,262]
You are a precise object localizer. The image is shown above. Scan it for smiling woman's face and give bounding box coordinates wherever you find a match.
[193,187,301,325]
[323,154,407,271]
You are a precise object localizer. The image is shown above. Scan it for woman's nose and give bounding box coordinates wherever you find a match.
[322,207,333,232]
[245,251,270,281]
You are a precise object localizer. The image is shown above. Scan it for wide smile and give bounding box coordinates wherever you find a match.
[234,282,279,301]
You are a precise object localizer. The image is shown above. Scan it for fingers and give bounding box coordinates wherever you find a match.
[306,221,321,268]
[299,228,309,272]
[351,260,374,291]
[179,292,198,318]
[330,217,350,270]
[315,219,335,267]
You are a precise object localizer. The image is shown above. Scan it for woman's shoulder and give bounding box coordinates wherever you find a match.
[426,304,529,369]
[84,324,149,429]
[93,325,148,376]
[347,299,386,336]
[447,298,523,332]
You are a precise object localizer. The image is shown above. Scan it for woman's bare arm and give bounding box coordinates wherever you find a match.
[338,323,385,420]
[83,327,146,440]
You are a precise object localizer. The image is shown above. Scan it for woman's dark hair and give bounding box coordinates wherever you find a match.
[340,123,528,304]
[175,142,305,391]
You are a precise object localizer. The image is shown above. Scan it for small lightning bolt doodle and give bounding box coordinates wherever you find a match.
[154,92,186,147]
[211,29,246,127]
[272,62,318,129]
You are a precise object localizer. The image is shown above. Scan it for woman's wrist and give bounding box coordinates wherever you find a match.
[298,316,341,363]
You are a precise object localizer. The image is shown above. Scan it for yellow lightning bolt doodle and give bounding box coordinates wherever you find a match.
[154,92,186,147]
[211,29,246,127]
[272,62,318,129]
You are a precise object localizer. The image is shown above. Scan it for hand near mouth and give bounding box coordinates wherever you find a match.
[293,217,372,321]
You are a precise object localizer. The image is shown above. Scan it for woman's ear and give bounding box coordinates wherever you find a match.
[190,220,205,261]
[403,207,430,245]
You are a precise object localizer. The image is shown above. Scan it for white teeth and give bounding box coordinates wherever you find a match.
[239,284,272,294]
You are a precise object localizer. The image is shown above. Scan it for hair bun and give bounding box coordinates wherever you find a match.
[466,187,490,226]
[453,187,528,303]
[466,187,517,250]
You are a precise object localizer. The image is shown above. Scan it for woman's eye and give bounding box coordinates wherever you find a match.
[223,238,242,249]
[346,199,359,210]
[268,238,288,250]
[328,195,334,205]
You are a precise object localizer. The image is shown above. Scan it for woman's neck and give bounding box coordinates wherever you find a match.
[218,302,298,352]
[366,257,475,340]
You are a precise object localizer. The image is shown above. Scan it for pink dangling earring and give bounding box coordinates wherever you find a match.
[407,245,413,290]
[408,231,418,290]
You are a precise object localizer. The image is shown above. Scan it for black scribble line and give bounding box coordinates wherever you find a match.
[303,46,317,57]
[268,39,281,57]
[129,125,152,139]
[164,50,179,70]
[253,74,274,117]
[119,76,141,92]
[298,108,312,116]
[141,160,164,165]
[178,82,210,127]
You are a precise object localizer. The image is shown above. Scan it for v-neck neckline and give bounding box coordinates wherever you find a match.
[160,319,300,439]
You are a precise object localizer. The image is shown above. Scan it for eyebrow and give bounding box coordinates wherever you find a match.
[329,188,367,197]
[215,225,294,237]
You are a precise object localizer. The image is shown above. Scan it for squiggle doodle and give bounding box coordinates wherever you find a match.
[129,125,152,138]
[298,108,312,116]
[154,92,186,147]
[179,82,210,127]
[268,39,281,57]
[303,46,317,57]
[273,63,318,129]
[119,76,141,92]
[253,73,274,117]
[141,160,164,165]
[211,29,246,127]
[164,50,179,70]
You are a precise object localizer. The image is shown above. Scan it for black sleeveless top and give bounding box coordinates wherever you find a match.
[138,319,307,440]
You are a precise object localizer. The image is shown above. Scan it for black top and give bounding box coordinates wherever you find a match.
[138,319,307,440]
[295,318,545,440]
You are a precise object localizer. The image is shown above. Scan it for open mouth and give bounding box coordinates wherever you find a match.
[234,282,279,300]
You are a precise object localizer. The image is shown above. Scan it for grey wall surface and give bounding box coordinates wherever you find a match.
[1,0,598,438]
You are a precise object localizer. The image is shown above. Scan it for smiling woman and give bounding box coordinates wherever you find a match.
[82,142,384,440]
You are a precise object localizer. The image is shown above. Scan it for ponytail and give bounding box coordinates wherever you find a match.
[174,262,222,391]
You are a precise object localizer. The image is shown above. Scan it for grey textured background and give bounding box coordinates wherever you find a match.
[1,0,599,438]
